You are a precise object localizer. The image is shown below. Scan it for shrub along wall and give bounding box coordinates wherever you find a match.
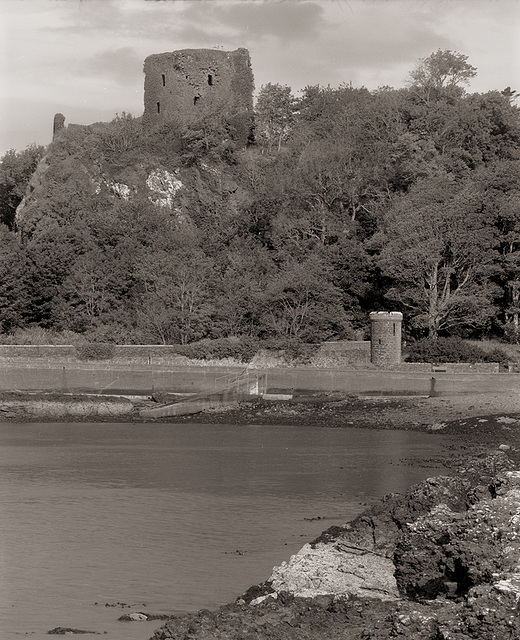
[0,345,77,358]
[0,341,259,363]
[404,337,510,367]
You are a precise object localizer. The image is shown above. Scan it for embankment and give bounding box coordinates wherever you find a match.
[1,358,519,400]
[4,355,520,422]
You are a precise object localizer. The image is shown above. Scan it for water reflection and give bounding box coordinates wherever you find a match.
[0,422,453,640]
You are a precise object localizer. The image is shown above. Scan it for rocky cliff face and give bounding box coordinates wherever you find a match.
[150,451,520,640]
[13,115,244,242]
[15,139,187,236]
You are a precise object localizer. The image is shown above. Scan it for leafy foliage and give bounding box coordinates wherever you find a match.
[408,49,477,104]
[0,144,45,229]
[405,337,509,365]
[378,174,497,337]
[255,83,296,153]
[168,337,259,362]
[259,337,321,364]
[76,342,116,361]
[2,50,520,348]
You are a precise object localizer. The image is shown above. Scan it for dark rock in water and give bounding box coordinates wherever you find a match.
[150,451,520,640]
[47,628,99,635]
[104,601,131,608]
[118,611,174,622]
[118,612,148,621]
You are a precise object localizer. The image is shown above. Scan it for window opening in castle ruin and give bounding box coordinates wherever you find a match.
[143,48,254,146]
[393,323,396,335]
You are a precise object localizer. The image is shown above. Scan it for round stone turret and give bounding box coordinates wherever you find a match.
[370,312,403,367]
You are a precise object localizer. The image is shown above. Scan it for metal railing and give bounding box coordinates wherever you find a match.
[214,367,267,396]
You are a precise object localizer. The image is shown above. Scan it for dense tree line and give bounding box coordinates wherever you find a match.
[1,51,519,346]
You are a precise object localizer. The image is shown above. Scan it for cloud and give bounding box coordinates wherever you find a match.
[83,47,144,85]
[239,0,455,92]
[1,0,519,155]
[186,0,325,41]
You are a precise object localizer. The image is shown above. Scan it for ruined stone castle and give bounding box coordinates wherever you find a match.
[54,47,255,147]
[142,47,254,145]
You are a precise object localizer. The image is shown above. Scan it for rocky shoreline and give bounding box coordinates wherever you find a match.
[149,450,520,640]
[147,392,520,639]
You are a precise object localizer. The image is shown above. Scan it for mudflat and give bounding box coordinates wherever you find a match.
[2,389,520,459]
[150,391,520,463]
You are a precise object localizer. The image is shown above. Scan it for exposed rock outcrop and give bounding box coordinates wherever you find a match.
[150,452,520,640]
[146,168,183,208]
[0,394,134,417]
[269,541,399,601]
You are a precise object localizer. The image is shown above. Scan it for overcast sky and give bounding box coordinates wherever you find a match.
[1,0,519,156]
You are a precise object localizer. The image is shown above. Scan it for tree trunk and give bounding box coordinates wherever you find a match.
[427,263,439,340]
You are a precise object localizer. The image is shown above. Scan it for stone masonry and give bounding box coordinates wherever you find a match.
[142,47,254,145]
[370,311,403,367]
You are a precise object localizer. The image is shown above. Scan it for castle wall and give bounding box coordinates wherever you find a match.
[143,48,254,145]
[53,113,65,138]
[318,341,371,366]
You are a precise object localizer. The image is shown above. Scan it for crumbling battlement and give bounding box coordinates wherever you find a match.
[52,48,255,148]
[142,47,254,146]
[53,113,65,138]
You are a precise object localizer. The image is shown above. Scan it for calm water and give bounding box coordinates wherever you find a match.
[0,422,454,639]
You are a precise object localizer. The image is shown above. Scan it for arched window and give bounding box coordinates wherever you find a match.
[157,102,160,113]
[162,73,166,87]
[208,74,213,86]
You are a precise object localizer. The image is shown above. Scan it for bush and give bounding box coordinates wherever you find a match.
[0,327,84,345]
[170,337,260,363]
[483,347,511,369]
[76,342,116,361]
[503,323,520,345]
[260,337,321,364]
[405,337,509,365]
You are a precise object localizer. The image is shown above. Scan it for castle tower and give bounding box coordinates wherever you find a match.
[143,48,254,146]
[369,312,403,367]
[53,113,65,138]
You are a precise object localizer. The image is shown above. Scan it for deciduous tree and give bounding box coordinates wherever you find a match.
[0,144,45,229]
[408,49,477,104]
[255,83,296,153]
[261,257,353,341]
[0,226,27,332]
[378,175,496,338]
[136,247,214,344]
